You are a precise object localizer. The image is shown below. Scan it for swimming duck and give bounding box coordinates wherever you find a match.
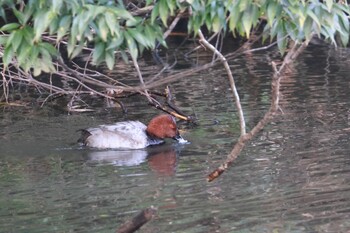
[78,114,186,149]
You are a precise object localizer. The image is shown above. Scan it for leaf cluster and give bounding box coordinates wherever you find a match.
[152,0,349,54]
[0,0,165,75]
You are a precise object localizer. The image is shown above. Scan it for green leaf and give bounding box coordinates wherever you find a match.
[17,41,32,65]
[49,16,59,35]
[70,41,84,59]
[228,5,240,33]
[338,12,349,33]
[0,35,7,45]
[306,9,321,33]
[267,1,277,27]
[67,36,76,58]
[39,47,53,64]
[159,0,168,26]
[97,16,108,41]
[40,57,55,73]
[212,16,221,33]
[83,26,94,41]
[57,15,72,42]
[21,5,34,25]
[33,61,42,76]
[295,6,307,29]
[12,8,24,25]
[338,29,349,47]
[3,45,14,68]
[151,3,159,24]
[119,50,129,63]
[166,0,175,15]
[107,33,124,50]
[210,1,217,20]
[105,11,117,36]
[40,42,57,56]
[92,42,105,65]
[144,24,156,43]
[126,17,142,27]
[29,45,40,65]
[77,11,92,41]
[205,13,212,31]
[128,28,151,47]
[34,10,51,41]
[270,20,280,41]
[277,24,287,55]
[124,31,138,60]
[303,16,313,40]
[52,0,63,13]
[22,26,34,45]
[251,4,259,27]
[153,23,167,47]
[242,5,253,38]
[0,7,6,22]
[0,23,20,32]
[112,7,133,20]
[12,30,23,52]
[262,24,270,43]
[284,21,298,41]
[5,31,15,48]
[239,0,251,12]
[325,0,333,12]
[105,50,115,70]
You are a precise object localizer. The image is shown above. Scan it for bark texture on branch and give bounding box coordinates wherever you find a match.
[116,207,157,233]
[207,40,310,182]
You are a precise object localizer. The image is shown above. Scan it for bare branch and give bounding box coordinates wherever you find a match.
[207,40,310,182]
[163,9,186,39]
[116,206,157,233]
[197,29,246,136]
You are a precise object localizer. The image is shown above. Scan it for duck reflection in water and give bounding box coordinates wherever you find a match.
[86,144,181,176]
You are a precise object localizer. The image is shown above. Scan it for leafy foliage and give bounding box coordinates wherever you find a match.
[0,0,165,74]
[0,0,349,75]
[151,0,349,53]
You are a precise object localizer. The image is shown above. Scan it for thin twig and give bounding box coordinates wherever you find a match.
[197,29,246,136]
[163,9,186,39]
[185,32,220,57]
[131,54,154,103]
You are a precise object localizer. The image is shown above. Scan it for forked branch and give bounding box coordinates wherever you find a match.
[207,40,310,182]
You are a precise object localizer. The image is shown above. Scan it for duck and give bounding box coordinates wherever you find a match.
[78,114,186,149]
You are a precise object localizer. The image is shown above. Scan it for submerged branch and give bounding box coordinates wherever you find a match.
[132,53,193,122]
[207,39,310,182]
[116,206,157,233]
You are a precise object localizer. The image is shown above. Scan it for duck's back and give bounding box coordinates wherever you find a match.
[82,121,149,149]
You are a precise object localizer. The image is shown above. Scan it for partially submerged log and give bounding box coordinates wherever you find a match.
[116,206,157,233]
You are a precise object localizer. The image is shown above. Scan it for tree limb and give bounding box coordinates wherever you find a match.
[197,29,246,136]
[207,39,310,182]
[116,207,157,233]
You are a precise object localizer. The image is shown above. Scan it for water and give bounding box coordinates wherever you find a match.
[1,41,350,232]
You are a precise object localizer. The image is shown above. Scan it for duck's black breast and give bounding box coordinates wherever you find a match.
[77,129,92,145]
